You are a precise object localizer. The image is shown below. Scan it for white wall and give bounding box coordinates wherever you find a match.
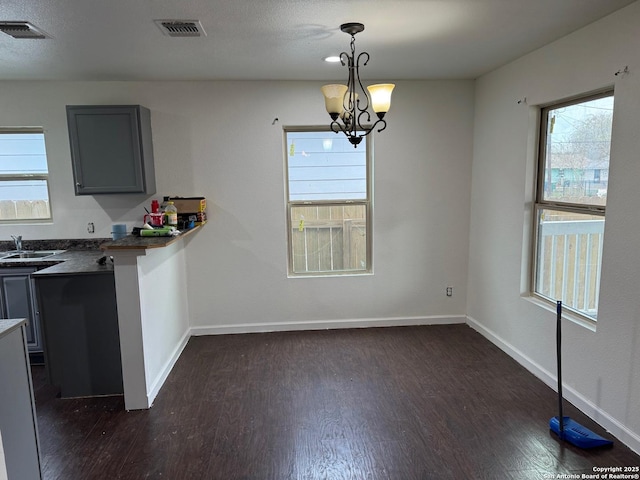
[468,0,640,452]
[137,240,190,399]
[0,429,7,480]
[0,79,474,331]
[108,240,191,410]
[186,80,474,332]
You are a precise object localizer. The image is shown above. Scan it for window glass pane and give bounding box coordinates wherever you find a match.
[0,131,51,221]
[290,204,367,274]
[0,133,49,174]
[541,95,613,206]
[285,128,370,276]
[0,180,51,220]
[287,131,366,201]
[535,208,604,319]
[0,179,49,201]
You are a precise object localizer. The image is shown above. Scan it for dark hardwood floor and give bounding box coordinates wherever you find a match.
[32,324,640,479]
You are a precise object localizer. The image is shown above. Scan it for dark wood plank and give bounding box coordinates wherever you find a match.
[32,325,640,479]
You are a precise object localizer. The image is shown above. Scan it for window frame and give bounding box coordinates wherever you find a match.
[531,89,613,321]
[284,126,373,277]
[0,127,52,223]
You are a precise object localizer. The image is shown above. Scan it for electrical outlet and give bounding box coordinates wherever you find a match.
[446,286,453,297]
[87,222,95,234]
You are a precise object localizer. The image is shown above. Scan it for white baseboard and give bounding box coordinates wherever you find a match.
[190,314,466,337]
[466,315,640,456]
[146,330,190,408]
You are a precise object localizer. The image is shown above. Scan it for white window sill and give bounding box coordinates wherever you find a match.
[522,294,597,332]
[287,270,374,279]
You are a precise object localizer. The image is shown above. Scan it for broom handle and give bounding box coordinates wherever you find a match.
[557,300,564,435]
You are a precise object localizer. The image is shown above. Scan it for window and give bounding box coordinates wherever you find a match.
[285,128,371,276]
[0,129,51,222]
[533,91,614,319]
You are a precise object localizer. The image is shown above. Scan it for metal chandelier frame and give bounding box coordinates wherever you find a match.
[321,23,395,148]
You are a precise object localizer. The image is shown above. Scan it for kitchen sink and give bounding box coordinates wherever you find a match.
[1,250,65,260]
[5,252,54,259]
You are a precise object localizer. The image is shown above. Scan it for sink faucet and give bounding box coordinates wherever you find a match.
[11,235,22,251]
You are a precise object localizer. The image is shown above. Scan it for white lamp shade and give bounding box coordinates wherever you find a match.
[321,84,348,115]
[366,83,395,113]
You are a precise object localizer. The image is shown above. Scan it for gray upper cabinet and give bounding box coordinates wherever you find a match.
[66,105,156,195]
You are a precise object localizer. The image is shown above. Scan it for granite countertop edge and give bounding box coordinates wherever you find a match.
[0,225,202,275]
[0,238,113,276]
[30,250,114,277]
[100,224,203,250]
[0,318,27,340]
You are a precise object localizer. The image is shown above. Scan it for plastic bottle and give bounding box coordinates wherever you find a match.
[151,199,159,213]
[165,201,178,228]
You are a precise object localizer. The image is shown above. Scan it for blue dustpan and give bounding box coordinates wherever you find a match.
[550,416,613,449]
[549,301,613,449]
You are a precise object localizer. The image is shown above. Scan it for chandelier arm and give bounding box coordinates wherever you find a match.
[373,118,387,133]
[339,51,350,67]
[355,109,372,133]
[345,32,361,140]
[359,119,387,136]
[330,119,364,144]
[339,50,354,114]
[346,76,359,139]
[329,119,344,135]
[339,50,356,120]
[354,52,370,112]
[358,51,370,67]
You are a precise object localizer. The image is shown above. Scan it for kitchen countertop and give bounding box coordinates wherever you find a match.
[0,318,27,340]
[0,225,203,275]
[100,223,203,250]
[0,250,113,277]
[32,250,114,276]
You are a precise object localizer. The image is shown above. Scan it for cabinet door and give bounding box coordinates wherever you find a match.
[66,105,156,195]
[35,273,123,398]
[0,325,43,480]
[0,269,41,352]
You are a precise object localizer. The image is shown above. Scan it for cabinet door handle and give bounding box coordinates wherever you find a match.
[76,182,82,187]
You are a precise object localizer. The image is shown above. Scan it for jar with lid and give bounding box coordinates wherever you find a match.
[165,201,178,227]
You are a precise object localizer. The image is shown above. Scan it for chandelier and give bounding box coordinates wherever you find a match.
[321,23,395,148]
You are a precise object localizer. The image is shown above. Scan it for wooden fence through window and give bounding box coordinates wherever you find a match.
[536,218,604,317]
[290,205,366,273]
[0,200,50,221]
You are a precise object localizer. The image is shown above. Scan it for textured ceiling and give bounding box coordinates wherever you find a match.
[0,0,636,81]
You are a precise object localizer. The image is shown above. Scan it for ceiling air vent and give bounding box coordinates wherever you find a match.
[0,21,50,39]
[154,20,206,37]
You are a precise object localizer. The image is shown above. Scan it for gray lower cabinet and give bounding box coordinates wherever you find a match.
[0,267,42,355]
[66,105,156,195]
[35,272,124,398]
